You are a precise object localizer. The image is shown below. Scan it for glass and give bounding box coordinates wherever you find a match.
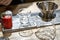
[28,13,41,27]
[1,10,12,29]
[35,20,56,40]
[18,10,33,37]
[29,16,37,27]
[20,14,30,27]
[18,11,31,27]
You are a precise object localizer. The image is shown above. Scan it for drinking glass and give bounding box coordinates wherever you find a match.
[18,10,33,37]
[35,20,56,40]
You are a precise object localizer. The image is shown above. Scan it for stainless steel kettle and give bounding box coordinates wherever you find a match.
[36,1,58,22]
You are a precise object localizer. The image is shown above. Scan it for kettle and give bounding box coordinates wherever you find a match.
[36,1,58,22]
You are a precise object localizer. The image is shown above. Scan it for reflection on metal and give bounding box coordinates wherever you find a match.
[37,2,58,22]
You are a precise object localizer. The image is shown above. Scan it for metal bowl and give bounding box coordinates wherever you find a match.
[36,2,58,22]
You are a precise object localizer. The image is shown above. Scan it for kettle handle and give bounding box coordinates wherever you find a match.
[36,2,40,6]
[36,2,43,9]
